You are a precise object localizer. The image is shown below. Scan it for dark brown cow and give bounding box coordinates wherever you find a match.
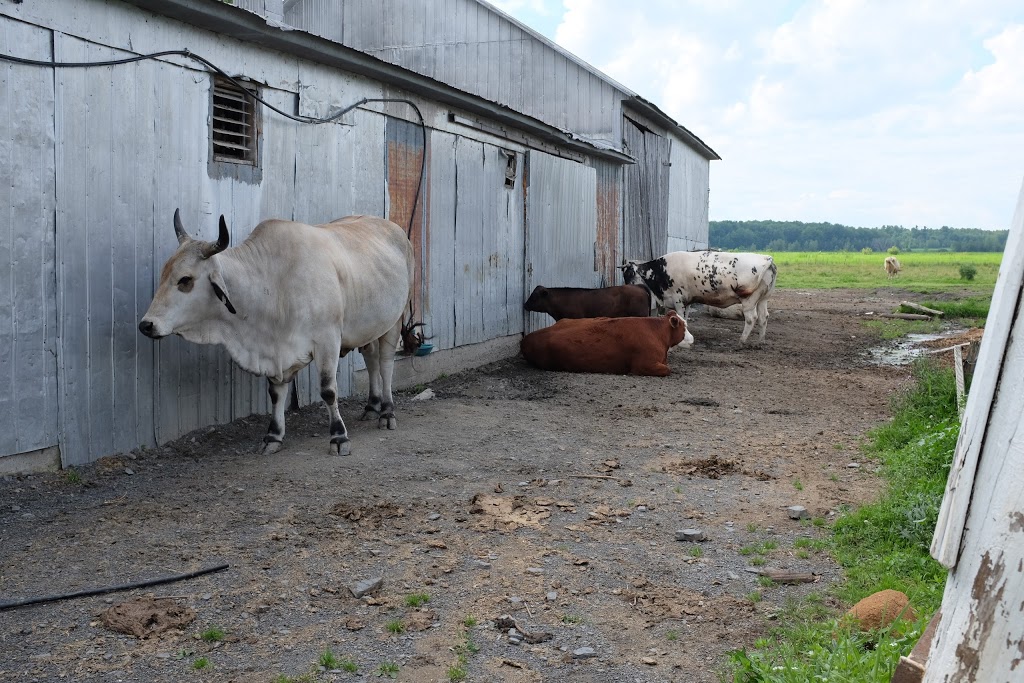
[523,284,651,320]
[520,311,693,377]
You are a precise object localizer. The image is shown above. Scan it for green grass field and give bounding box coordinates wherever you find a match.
[772,251,1001,291]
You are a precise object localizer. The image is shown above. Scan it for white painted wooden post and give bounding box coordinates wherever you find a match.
[923,180,1024,682]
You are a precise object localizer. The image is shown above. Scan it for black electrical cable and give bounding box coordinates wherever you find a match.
[0,46,429,325]
[0,563,230,611]
[0,48,426,233]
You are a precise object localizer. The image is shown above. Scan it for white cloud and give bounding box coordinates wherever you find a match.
[540,0,1024,228]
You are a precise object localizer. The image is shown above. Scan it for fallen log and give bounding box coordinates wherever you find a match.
[743,568,819,584]
[878,313,932,321]
[899,301,944,317]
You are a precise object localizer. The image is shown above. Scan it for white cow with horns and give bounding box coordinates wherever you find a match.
[619,250,777,345]
[139,210,415,456]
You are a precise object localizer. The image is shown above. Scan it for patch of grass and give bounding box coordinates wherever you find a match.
[192,657,210,670]
[834,443,845,451]
[812,516,827,528]
[761,540,778,552]
[829,473,840,482]
[673,485,683,494]
[745,522,758,533]
[403,592,431,608]
[728,361,957,681]
[771,251,1000,291]
[863,317,945,340]
[738,545,756,556]
[795,549,810,559]
[274,673,316,683]
[340,659,358,673]
[666,629,679,641]
[746,591,762,603]
[689,546,703,558]
[561,614,583,624]
[385,619,405,634]
[447,664,467,682]
[462,615,477,628]
[750,556,766,567]
[200,627,225,643]
[757,576,775,588]
[318,649,340,669]
[64,468,83,485]
[793,479,803,491]
[377,661,400,678]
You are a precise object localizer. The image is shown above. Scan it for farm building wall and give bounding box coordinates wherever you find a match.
[0,1,622,469]
[237,0,624,148]
[667,133,711,253]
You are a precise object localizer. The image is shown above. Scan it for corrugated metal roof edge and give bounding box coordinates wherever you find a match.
[121,0,635,165]
[475,0,720,162]
[624,97,721,161]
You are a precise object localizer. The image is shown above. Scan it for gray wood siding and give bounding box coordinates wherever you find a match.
[0,17,59,459]
[623,117,671,261]
[524,151,598,333]
[667,136,711,252]
[275,0,620,145]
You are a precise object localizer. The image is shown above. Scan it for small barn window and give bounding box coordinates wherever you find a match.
[211,76,259,165]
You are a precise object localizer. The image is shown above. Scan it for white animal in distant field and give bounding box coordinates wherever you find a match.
[884,256,902,279]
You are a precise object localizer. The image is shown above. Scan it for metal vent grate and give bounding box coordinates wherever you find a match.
[212,77,258,164]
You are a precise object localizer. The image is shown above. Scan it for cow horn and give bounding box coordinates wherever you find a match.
[173,208,191,245]
[201,215,231,258]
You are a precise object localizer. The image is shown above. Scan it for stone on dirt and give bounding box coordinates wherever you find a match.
[787,505,810,520]
[844,589,916,631]
[675,528,705,541]
[573,646,597,658]
[411,388,435,401]
[349,577,383,598]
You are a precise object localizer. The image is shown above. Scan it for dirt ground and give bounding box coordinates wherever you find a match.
[0,288,969,683]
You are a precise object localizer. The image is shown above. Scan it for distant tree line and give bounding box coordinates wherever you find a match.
[709,220,1008,252]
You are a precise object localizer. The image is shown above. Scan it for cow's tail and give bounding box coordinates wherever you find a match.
[759,258,778,295]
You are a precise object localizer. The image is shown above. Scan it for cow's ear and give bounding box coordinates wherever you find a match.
[209,271,237,315]
[669,315,680,328]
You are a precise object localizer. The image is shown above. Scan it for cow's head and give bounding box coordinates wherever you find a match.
[138,209,235,341]
[617,261,641,286]
[523,285,549,312]
[666,310,694,349]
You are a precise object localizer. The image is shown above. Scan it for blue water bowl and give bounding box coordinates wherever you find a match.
[414,342,434,357]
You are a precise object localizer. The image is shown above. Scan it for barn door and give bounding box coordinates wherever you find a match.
[523,151,598,333]
[622,115,671,261]
[0,17,60,467]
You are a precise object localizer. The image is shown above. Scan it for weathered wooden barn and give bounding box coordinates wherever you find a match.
[0,0,719,471]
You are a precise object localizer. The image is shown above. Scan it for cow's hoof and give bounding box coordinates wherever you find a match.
[379,415,397,430]
[260,441,282,455]
[359,409,380,422]
[330,439,352,456]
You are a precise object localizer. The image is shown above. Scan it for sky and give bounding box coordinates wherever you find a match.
[489,0,1024,230]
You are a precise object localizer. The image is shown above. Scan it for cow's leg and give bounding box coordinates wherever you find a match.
[376,321,402,430]
[739,303,757,345]
[261,379,288,454]
[359,340,383,421]
[756,298,770,343]
[315,350,350,456]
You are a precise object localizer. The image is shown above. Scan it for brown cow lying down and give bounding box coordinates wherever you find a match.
[521,311,693,377]
[524,284,651,320]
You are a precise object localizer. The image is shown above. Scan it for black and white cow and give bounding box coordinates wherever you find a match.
[619,251,777,344]
[139,210,415,456]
